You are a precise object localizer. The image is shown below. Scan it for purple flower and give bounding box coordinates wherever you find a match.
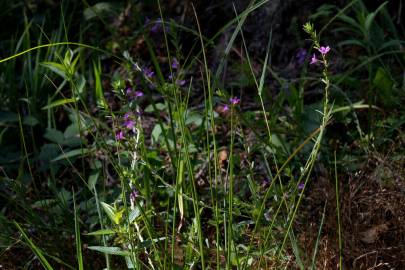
[229,96,240,105]
[124,120,135,129]
[298,183,305,190]
[223,104,229,112]
[168,74,173,80]
[143,67,155,78]
[115,130,125,140]
[296,48,307,65]
[130,189,139,202]
[134,90,144,97]
[126,87,133,95]
[318,46,330,56]
[171,58,179,69]
[124,112,132,120]
[310,53,318,65]
[150,19,162,33]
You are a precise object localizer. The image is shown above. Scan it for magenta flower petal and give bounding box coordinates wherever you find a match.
[124,112,132,120]
[318,46,330,56]
[310,53,318,65]
[124,120,136,129]
[229,96,240,105]
[115,130,125,140]
[134,91,144,97]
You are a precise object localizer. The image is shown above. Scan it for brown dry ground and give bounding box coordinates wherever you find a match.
[299,143,405,269]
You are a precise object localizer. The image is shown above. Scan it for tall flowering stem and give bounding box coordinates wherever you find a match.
[303,22,330,118]
[278,22,334,257]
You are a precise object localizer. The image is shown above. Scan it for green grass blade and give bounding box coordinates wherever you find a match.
[73,190,84,270]
[310,201,327,270]
[14,222,55,270]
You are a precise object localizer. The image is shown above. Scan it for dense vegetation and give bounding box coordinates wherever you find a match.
[1,0,404,269]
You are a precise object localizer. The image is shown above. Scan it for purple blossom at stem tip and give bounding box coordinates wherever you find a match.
[318,46,330,56]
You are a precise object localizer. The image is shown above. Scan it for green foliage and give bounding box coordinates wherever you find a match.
[0,1,404,269]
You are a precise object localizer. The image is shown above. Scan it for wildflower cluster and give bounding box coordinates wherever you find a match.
[126,87,144,100]
[168,57,186,86]
[303,22,331,66]
[222,96,241,112]
[310,46,330,65]
[115,111,140,141]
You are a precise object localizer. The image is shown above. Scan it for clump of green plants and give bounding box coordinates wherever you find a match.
[1,1,404,269]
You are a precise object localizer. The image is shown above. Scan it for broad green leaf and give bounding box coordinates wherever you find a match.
[52,148,90,162]
[44,128,64,144]
[57,188,72,206]
[93,60,108,109]
[23,116,39,126]
[0,111,18,124]
[85,229,116,236]
[145,103,166,112]
[151,124,162,144]
[185,111,203,126]
[83,3,114,20]
[129,202,143,223]
[373,67,394,105]
[338,14,361,32]
[100,202,123,225]
[88,171,99,190]
[87,246,130,256]
[41,61,68,79]
[42,97,79,110]
[364,2,388,37]
[75,74,86,96]
[31,199,57,209]
[100,202,116,224]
